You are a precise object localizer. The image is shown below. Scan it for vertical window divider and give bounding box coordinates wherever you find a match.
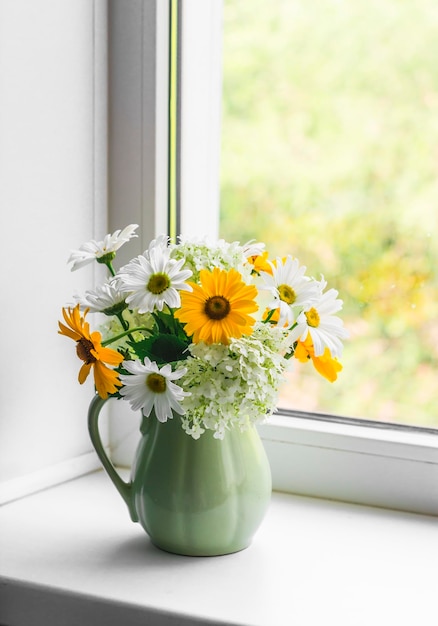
[168,0,182,241]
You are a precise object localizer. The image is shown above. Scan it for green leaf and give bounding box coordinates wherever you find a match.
[129,333,190,365]
[151,311,173,334]
[151,310,191,342]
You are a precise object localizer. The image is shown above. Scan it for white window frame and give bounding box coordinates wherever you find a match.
[106,0,438,517]
[177,0,438,516]
[105,0,438,515]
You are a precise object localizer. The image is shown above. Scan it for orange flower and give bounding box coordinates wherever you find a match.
[294,335,342,383]
[247,251,272,275]
[58,305,123,398]
[175,267,258,344]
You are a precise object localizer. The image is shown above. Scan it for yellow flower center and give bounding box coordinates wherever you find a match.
[305,307,320,327]
[204,295,231,320]
[76,338,97,364]
[147,273,170,295]
[278,284,296,305]
[146,373,167,393]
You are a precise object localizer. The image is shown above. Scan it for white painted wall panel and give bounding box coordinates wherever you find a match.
[0,0,107,482]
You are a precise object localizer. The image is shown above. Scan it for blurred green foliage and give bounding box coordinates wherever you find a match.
[220,0,438,426]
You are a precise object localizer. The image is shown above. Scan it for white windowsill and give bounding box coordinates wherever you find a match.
[0,471,437,626]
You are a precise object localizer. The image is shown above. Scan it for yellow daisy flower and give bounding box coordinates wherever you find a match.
[58,304,124,398]
[175,267,258,345]
[294,335,343,383]
[247,250,272,275]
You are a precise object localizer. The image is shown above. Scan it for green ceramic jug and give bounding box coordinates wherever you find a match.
[88,395,272,556]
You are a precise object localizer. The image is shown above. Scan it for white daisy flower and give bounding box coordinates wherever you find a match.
[144,233,170,256]
[68,224,138,271]
[119,357,190,422]
[260,256,321,327]
[117,239,192,313]
[74,279,127,315]
[242,240,266,258]
[290,285,349,358]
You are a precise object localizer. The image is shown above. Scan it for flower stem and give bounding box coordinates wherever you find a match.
[102,327,152,347]
[262,309,276,324]
[116,312,135,343]
[106,261,116,277]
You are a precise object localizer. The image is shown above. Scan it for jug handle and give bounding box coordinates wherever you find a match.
[87,394,138,522]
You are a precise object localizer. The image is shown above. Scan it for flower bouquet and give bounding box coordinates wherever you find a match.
[58,225,348,555]
[59,225,348,439]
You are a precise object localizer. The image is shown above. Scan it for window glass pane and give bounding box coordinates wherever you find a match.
[220,0,438,427]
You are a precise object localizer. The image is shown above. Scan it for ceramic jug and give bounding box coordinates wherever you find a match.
[88,395,272,556]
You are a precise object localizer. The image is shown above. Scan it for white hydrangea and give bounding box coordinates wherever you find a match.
[170,236,253,284]
[178,322,294,439]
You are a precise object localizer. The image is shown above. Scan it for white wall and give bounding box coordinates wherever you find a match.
[0,0,107,483]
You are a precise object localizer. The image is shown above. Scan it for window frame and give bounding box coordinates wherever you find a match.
[172,0,438,516]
